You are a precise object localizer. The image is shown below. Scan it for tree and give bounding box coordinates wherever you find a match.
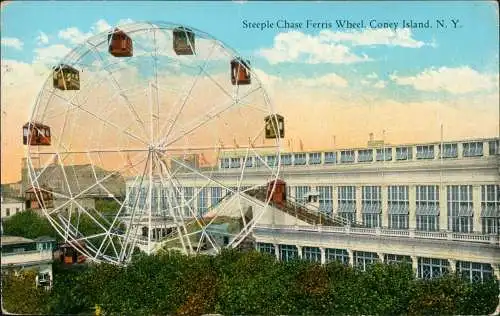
[3,209,59,240]
[2,269,51,314]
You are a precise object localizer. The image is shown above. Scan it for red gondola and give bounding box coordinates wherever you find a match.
[108,28,133,57]
[173,27,195,55]
[59,241,86,264]
[267,179,287,205]
[22,122,51,146]
[264,114,285,139]
[53,64,80,90]
[231,58,251,85]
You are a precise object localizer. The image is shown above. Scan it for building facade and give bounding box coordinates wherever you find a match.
[1,196,26,218]
[124,137,500,281]
[1,236,56,289]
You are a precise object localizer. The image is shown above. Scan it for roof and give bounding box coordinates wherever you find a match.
[34,236,56,242]
[22,122,49,128]
[1,236,34,246]
[1,197,24,203]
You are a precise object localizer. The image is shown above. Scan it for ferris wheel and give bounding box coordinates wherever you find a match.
[23,21,284,265]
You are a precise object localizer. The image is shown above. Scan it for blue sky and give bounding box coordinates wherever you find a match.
[2,1,498,72]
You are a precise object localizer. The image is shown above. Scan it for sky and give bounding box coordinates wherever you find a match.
[1,1,499,183]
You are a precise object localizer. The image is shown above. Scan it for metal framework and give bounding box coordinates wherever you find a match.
[26,21,281,265]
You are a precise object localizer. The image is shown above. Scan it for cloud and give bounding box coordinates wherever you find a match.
[1,37,24,50]
[92,19,112,33]
[373,80,386,89]
[58,19,114,45]
[36,31,49,45]
[319,28,427,48]
[390,66,498,94]
[294,73,348,88]
[253,68,348,92]
[1,59,49,87]
[257,31,370,65]
[58,27,93,45]
[257,27,429,65]
[366,72,378,79]
[33,44,72,65]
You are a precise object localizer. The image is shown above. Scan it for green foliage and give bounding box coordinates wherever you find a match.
[3,209,60,240]
[2,250,499,315]
[2,269,51,315]
[95,198,121,216]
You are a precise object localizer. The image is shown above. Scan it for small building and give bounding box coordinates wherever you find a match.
[1,195,25,218]
[1,235,56,289]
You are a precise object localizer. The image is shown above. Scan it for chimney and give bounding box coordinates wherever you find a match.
[369,133,374,142]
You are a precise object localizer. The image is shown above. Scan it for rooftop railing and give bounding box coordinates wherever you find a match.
[254,224,499,245]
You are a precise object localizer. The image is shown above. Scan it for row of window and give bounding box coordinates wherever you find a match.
[257,243,494,283]
[124,184,499,232]
[220,140,500,169]
[289,184,499,233]
[126,186,250,217]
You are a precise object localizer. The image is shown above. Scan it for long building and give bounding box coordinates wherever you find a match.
[125,136,499,282]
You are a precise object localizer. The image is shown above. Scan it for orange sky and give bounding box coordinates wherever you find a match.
[1,59,499,184]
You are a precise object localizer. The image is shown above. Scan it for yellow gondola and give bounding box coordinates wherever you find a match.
[173,27,195,55]
[53,64,80,90]
[264,114,284,139]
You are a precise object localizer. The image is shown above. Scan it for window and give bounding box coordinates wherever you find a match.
[302,247,321,262]
[376,148,392,161]
[220,158,230,168]
[447,185,473,233]
[324,152,336,164]
[211,187,222,208]
[489,140,499,155]
[416,185,440,231]
[15,208,19,214]
[358,149,373,162]
[230,158,241,168]
[128,187,137,209]
[418,258,449,279]
[244,156,253,168]
[257,243,275,255]
[183,187,194,217]
[396,147,413,160]
[254,156,264,167]
[388,186,409,229]
[354,251,379,271]
[326,248,349,265]
[340,150,355,163]
[439,143,458,158]
[481,185,499,234]
[308,152,321,164]
[151,187,159,213]
[295,186,310,204]
[463,142,483,157]
[385,254,411,265]
[317,186,333,214]
[139,187,147,210]
[197,187,208,216]
[362,186,381,228]
[266,155,277,167]
[160,188,169,210]
[279,244,298,262]
[281,154,292,166]
[338,186,356,223]
[416,145,435,159]
[6,208,11,216]
[294,153,306,165]
[457,261,493,283]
